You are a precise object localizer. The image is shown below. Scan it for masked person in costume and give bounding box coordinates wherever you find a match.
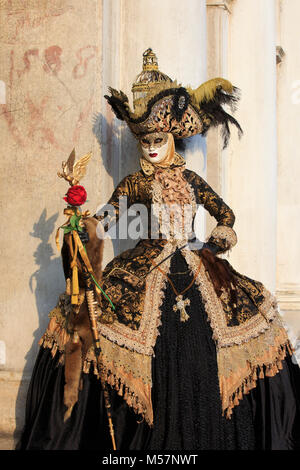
[17,49,300,451]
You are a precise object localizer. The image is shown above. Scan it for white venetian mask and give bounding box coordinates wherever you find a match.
[140,132,169,164]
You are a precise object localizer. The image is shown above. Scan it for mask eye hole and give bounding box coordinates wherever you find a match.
[154,138,163,144]
[141,138,150,145]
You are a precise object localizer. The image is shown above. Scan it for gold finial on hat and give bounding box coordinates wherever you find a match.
[132,48,172,111]
[142,48,158,71]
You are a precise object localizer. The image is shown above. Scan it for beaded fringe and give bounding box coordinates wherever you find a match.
[224,341,293,419]
[38,316,69,366]
[39,289,294,426]
[83,353,150,424]
[39,329,151,425]
[39,333,293,423]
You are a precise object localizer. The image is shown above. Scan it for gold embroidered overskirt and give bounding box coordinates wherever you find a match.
[40,164,292,425]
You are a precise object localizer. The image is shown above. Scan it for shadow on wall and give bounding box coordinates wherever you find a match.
[92,112,141,255]
[14,209,66,441]
[92,111,140,184]
[14,113,143,442]
[92,111,120,187]
[184,134,207,174]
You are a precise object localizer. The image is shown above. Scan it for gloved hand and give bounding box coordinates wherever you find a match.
[202,242,221,255]
[77,229,89,245]
[187,237,221,255]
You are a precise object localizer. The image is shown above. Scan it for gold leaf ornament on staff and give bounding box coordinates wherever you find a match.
[58,148,92,187]
[56,148,116,310]
[56,148,92,304]
[56,148,91,246]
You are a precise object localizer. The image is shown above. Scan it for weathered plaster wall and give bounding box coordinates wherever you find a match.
[0,0,102,436]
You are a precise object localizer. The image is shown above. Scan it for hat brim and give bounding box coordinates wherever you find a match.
[105,80,242,147]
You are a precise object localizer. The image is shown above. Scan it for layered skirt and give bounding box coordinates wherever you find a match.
[17,252,300,450]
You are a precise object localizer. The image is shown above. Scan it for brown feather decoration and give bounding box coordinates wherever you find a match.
[200,248,237,310]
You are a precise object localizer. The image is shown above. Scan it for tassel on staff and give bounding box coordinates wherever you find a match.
[84,275,117,451]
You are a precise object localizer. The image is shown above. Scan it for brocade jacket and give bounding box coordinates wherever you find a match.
[42,153,290,425]
[95,154,266,332]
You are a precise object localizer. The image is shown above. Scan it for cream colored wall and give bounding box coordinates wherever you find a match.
[206,0,233,236]
[0,0,103,437]
[276,0,300,322]
[206,0,300,335]
[226,0,278,293]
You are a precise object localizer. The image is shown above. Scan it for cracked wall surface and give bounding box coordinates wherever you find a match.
[0,0,103,437]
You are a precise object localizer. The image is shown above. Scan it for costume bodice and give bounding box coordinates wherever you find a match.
[95,160,236,251]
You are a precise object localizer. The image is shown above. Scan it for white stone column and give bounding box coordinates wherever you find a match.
[227,0,278,292]
[206,0,233,236]
[98,0,123,262]
[100,0,208,254]
[275,0,300,333]
[117,0,208,245]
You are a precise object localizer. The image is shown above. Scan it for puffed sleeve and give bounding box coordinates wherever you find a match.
[94,174,138,233]
[191,171,237,253]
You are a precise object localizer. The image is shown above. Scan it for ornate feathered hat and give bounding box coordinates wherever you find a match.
[105,48,242,148]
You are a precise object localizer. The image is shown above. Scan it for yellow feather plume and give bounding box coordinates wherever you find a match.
[187,78,234,107]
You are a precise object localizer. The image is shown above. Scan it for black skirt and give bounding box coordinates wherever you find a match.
[17,252,300,450]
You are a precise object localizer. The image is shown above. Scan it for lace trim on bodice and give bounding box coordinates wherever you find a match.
[150,166,197,241]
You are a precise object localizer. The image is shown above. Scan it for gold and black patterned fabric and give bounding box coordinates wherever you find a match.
[95,162,267,331]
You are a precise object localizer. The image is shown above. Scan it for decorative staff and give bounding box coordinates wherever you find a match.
[57,148,117,450]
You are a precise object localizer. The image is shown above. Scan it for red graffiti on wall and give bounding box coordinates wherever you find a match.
[72,46,98,79]
[43,46,62,75]
[7,45,97,78]
[73,95,94,144]
[2,49,64,150]
[25,94,63,149]
[17,49,39,78]
[3,5,73,44]
[1,44,97,150]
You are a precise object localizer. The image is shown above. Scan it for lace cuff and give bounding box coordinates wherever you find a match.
[207,225,237,253]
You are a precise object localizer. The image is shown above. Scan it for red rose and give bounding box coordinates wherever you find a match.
[63,185,87,206]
